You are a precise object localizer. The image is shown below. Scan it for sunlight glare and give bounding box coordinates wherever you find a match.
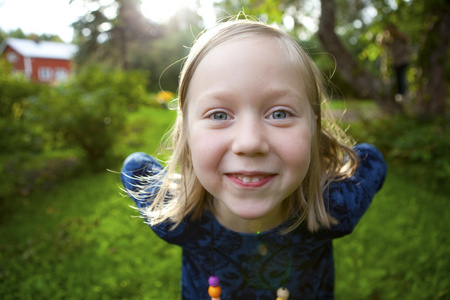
[140,0,197,23]
[140,0,216,27]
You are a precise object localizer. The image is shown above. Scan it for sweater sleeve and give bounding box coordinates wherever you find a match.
[325,143,387,237]
[121,152,165,210]
[121,152,186,241]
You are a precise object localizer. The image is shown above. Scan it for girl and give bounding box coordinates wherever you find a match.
[122,19,387,300]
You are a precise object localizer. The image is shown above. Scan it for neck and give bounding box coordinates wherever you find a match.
[212,199,285,234]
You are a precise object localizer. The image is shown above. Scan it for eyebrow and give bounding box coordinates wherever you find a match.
[263,87,304,100]
[195,87,304,103]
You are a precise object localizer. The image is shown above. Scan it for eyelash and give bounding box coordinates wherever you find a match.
[269,109,291,119]
[206,108,293,121]
[208,110,230,121]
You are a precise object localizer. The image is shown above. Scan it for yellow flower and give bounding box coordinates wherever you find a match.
[156,91,175,104]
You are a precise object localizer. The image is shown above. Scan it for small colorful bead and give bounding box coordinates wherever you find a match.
[276,287,289,299]
[208,275,220,286]
[208,285,222,298]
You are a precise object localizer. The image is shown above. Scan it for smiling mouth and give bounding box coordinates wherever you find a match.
[226,172,276,187]
[234,175,267,183]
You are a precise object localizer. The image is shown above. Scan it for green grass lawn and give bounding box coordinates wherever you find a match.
[0,105,448,299]
[334,164,449,299]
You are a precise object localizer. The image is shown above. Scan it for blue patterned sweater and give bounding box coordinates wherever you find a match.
[121,144,387,299]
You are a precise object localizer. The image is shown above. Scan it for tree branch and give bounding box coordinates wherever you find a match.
[317,0,402,113]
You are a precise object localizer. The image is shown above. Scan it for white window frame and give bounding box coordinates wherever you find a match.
[38,67,52,82]
[6,52,18,63]
[55,67,68,81]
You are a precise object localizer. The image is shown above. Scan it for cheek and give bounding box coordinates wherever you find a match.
[279,129,312,173]
[290,144,311,173]
[188,129,224,177]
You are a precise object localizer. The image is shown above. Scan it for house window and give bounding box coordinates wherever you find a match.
[6,52,18,63]
[55,68,68,81]
[38,67,52,81]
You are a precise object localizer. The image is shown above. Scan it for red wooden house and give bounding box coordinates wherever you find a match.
[0,38,77,83]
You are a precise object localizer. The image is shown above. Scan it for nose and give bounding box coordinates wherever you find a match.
[231,117,269,156]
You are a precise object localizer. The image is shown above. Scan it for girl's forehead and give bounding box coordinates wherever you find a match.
[180,31,314,111]
[209,34,286,55]
[199,34,303,71]
[186,35,310,108]
[206,36,306,82]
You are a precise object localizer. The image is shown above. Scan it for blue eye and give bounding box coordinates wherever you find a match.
[211,112,229,121]
[271,110,288,119]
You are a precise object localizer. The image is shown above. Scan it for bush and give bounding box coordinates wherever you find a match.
[0,152,81,200]
[348,114,450,186]
[32,66,149,170]
[0,59,46,154]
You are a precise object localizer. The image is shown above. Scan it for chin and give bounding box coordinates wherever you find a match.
[235,211,266,221]
[231,205,278,222]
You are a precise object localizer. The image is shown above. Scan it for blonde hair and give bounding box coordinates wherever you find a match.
[133,19,358,233]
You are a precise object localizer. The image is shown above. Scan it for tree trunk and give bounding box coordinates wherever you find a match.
[318,0,403,114]
[117,1,130,71]
[416,3,450,119]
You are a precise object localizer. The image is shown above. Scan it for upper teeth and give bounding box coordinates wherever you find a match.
[238,176,262,183]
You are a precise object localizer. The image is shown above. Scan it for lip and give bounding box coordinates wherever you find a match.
[226,172,276,188]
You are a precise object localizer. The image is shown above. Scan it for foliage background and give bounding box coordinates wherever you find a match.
[0,102,448,299]
[0,0,449,299]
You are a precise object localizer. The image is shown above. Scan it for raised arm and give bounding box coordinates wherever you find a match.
[325,143,387,237]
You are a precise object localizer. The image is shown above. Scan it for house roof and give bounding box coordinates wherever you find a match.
[0,38,77,60]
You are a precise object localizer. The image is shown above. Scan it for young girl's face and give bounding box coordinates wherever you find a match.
[186,35,313,233]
